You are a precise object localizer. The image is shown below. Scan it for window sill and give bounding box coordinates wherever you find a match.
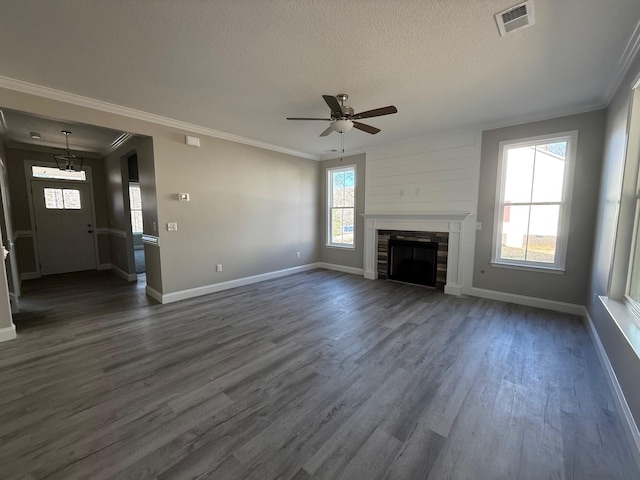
[490,261,565,275]
[598,296,640,360]
[325,244,355,250]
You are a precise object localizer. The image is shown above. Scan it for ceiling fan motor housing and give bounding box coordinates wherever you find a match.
[336,105,354,119]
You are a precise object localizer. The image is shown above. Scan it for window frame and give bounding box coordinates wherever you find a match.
[491,130,578,272]
[129,182,143,234]
[327,165,356,249]
[622,86,640,318]
[31,165,87,181]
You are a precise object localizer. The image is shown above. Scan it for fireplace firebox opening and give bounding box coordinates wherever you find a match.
[388,238,438,287]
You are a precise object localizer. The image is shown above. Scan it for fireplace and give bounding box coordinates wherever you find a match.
[362,213,471,295]
[388,238,438,287]
[379,230,448,289]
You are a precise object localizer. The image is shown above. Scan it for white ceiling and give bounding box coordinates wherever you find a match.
[0,0,638,159]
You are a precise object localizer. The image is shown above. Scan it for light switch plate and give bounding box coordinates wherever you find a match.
[179,193,190,201]
[167,222,178,231]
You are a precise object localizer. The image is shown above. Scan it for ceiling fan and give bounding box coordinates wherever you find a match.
[287,94,397,137]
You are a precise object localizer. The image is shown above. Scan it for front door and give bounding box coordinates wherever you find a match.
[32,181,96,275]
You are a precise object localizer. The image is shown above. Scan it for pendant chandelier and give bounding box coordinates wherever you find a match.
[54,130,84,172]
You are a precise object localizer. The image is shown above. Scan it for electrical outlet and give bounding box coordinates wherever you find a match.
[216,264,223,272]
[476,222,482,230]
[296,251,301,258]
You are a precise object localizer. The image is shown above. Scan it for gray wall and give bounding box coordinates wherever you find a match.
[589,53,640,431]
[474,110,606,305]
[0,138,14,331]
[319,153,365,270]
[4,146,110,276]
[153,134,319,294]
[103,135,158,291]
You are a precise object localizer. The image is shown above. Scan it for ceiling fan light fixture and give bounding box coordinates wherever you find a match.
[331,119,353,134]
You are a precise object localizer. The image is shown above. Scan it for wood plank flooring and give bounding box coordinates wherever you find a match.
[0,269,638,479]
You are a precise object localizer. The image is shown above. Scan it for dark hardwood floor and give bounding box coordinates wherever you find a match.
[0,269,638,479]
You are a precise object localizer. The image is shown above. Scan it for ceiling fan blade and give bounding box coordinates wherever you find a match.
[319,126,334,137]
[353,121,381,135]
[352,106,398,120]
[322,95,344,116]
[287,117,332,121]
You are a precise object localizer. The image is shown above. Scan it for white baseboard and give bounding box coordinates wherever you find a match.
[145,285,163,303]
[0,324,16,342]
[444,284,463,296]
[319,263,364,276]
[364,270,376,280]
[112,264,137,282]
[20,272,40,281]
[160,263,321,304]
[467,287,584,315]
[97,263,112,271]
[584,306,640,470]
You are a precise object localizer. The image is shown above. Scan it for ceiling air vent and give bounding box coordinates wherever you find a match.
[495,1,535,36]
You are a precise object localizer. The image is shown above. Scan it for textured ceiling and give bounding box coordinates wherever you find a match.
[0,0,638,158]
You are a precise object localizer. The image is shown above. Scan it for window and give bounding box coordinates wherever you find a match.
[43,188,81,210]
[623,87,640,312]
[492,131,577,271]
[32,165,86,181]
[129,183,143,234]
[328,166,355,247]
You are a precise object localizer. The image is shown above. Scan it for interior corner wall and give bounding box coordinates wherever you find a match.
[103,136,158,285]
[319,153,365,270]
[588,53,640,435]
[473,110,606,305]
[0,137,15,334]
[0,138,18,296]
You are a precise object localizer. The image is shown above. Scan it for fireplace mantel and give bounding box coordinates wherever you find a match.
[361,212,472,295]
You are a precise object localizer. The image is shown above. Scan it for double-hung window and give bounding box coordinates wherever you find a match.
[328,166,355,247]
[492,131,577,271]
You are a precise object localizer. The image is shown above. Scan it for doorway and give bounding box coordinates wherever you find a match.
[26,163,99,277]
[32,181,96,275]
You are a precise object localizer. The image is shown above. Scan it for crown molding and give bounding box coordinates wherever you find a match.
[103,132,134,156]
[0,109,8,137]
[0,75,320,161]
[603,19,640,105]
